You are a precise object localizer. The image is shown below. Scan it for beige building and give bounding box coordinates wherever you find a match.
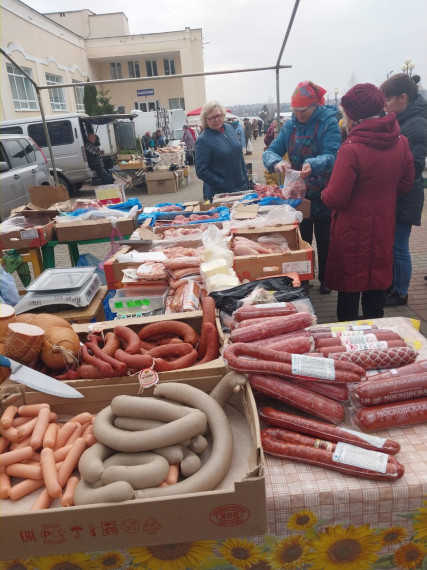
[1,0,206,120]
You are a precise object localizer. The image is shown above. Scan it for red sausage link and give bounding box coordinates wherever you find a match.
[101,332,121,356]
[354,372,427,406]
[267,335,312,355]
[148,343,194,359]
[263,427,335,451]
[85,342,127,375]
[354,397,427,431]
[77,364,119,379]
[114,326,141,354]
[246,330,312,347]
[114,349,154,371]
[153,350,198,372]
[319,340,407,356]
[198,323,220,364]
[330,346,418,370]
[80,345,113,375]
[249,374,345,424]
[201,295,217,327]
[368,359,427,381]
[259,407,401,455]
[316,331,402,349]
[138,321,198,347]
[233,303,296,322]
[291,378,349,402]
[261,431,404,481]
[230,312,314,343]
[223,343,364,383]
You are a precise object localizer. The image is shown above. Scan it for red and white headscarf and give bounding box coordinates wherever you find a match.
[291,81,327,107]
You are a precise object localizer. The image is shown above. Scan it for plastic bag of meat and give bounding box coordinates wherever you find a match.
[238,285,277,308]
[281,169,307,200]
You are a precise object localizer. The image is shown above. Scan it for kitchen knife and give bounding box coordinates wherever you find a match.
[1,356,84,399]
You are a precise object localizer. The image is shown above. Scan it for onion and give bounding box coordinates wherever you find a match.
[41,327,80,370]
[12,313,72,332]
[4,322,45,364]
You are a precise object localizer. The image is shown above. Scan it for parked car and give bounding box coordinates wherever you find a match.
[0,113,136,193]
[0,134,53,221]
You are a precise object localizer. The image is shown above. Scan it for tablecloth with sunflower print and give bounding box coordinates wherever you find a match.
[2,317,427,570]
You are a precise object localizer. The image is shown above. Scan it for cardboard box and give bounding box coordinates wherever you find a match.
[69,311,224,387]
[117,153,136,161]
[0,213,56,250]
[55,215,136,242]
[145,171,178,194]
[232,225,314,281]
[192,197,311,218]
[27,184,70,210]
[0,376,266,559]
[119,160,145,170]
[94,184,126,205]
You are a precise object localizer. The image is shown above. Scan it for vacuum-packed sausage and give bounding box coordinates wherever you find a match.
[354,397,427,431]
[354,372,427,405]
[260,407,401,454]
[230,312,314,343]
[330,346,418,370]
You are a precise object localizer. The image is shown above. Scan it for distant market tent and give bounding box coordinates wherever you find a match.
[187,106,231,116]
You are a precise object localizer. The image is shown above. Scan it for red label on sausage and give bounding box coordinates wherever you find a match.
[209,504,250,527]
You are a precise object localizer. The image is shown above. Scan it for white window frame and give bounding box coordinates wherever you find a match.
[128,61,140,78]
[110,62,122,80]
[7,64,38,111]
[146,60,158,77]
[45,73,67,111]
[72,80,85,112]
[169,98,185,110]
[164,59,176,76]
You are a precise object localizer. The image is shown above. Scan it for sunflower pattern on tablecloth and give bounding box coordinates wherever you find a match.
[3,500,427,570]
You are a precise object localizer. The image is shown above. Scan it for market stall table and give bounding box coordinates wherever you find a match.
[2,317,427,569]
[38,285,108,324]
[112,165,147,193]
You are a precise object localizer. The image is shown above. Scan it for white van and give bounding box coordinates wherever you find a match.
[0,113,136,192]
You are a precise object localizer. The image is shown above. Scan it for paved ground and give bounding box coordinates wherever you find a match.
[48,134,427,335]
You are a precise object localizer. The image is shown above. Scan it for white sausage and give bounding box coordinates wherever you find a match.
[189,434,208,454]
[180,447,202,477]
[111,396,196,421]
[93,406,207,452]
[209,371,247,407]
[101,452,169,489]
[74,479,134,505]
[135,382,233,499]
[114,417,165,431]
[78,442,115,484]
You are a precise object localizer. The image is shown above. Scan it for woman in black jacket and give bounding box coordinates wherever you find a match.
[380,74,427,306]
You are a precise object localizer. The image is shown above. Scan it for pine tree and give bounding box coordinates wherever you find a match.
[97,87,117,114]
[83,83,99,115]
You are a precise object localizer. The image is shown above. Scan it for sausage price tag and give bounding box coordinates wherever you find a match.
[291,354,336,380]
[138,367,159,391]
[332,442,388,473]
[340,428,387,448]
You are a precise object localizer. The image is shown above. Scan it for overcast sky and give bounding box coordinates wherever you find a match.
[25,0,427,107]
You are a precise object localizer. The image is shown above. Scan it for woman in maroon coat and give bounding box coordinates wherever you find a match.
[321,83,414,322]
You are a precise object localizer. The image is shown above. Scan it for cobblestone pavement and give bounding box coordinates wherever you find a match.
[34,134,427,334]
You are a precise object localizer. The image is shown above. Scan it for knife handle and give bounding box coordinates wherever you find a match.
[0,355,11,368]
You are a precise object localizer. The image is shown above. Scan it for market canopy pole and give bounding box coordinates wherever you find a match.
[1,48,60,186]
[275,0,301,133]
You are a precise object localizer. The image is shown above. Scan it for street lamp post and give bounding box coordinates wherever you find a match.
[401,58,415,76]
[334,87,339,108]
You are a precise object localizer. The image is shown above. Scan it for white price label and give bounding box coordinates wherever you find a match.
[282,260,311,274]
[333,442,388,473]
[291,354,336,380]
[340,428,386,448]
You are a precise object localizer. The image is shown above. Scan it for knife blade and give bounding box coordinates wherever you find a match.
[7,358,84,399]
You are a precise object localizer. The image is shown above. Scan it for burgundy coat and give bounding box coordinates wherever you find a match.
[321,114,414,293]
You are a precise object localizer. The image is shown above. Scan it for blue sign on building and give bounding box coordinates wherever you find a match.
[137,89,154,97]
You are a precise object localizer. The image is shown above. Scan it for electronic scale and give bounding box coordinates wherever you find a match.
[14,267,102,314]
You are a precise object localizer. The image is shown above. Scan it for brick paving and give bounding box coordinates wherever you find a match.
[50,135,427,335]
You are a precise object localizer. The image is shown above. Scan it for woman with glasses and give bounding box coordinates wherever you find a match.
[263,81,341,294]
[195,101,250,202]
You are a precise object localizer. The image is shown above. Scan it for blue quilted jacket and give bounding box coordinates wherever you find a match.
[263,105,341,217]
[195,123,249,201]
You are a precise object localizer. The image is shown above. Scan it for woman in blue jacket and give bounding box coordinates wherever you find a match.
[263,81,341,293]
[195,101,249,202]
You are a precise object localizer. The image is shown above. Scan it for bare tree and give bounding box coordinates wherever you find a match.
[347,72,358,89]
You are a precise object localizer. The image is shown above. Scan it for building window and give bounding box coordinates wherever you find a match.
[164,59,176,76]
[7,64,38,111]
[117,106,125,114]
[146,61,158,77]
[110,62,122,80]
[73,80,85,112]
[45,73,67,111]
[169,98,185,110]
[128,61,140,78]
